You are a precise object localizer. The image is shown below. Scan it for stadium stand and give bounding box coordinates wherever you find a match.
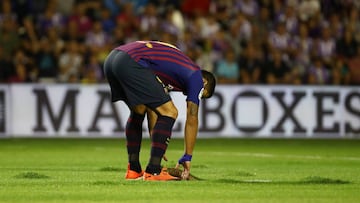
[0,0,359,85]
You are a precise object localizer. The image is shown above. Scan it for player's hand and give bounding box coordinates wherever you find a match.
[163,154,168,162]
[175,154,192,180]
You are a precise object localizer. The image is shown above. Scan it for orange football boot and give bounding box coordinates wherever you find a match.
[125,164,144,180]
[143,167,180,181]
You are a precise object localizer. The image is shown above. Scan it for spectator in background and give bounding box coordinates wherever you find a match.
[226,22,243,56]
[177,30,197,54]
[22,17,39,48]
[81,1,102,21]
[8,49,33,83]
[116,2,139,38]
[34,38,58,82]
[293,23,314,64]
[298,0,321,22]
[8,63,28,83]
[169,6,186,36]
[336,27,358,59]
[67,3,93,40]
[331,57,350,85]
[195,46,215,74]
[11,0,38,26]
[111,25,126,45]
[211,29,230,63]
[139,3,158,35]
[238,43,261,84]
[56,0,76,16]
[62,20,84,42]
[181,0,210,17]
[347,47,360,85]
[0,0,17,25]
[199,14,220,39]
[58,40,83,83]
[232,12,252,46]
[213,2,232,31]
[291,23,314,82]
[346,7,360,43]
[306,13,322,39]
[13,48,32,70]
[328,13,344,40]
[0,47,13,83]
[85,20,110,54]
[99,7,116,34]
[235,0,259,20]
[268,0,284,20]
[194,38,218,74]
[214,49,239,84]
[160,7,183,37]
[265,50,291,84]
[81,54,103,84]
[46,27,65,57]
[308,57,330,85]
[0,17,20,61]
[103,0,122,16]
[316,26,336,66]
[277,5,298,35]
[251,6,273,52]
[268,21,293,61]
[36,2,66,36]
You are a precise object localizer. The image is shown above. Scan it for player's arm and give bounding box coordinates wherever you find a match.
[184,101,199,155]
[176,101,199,180]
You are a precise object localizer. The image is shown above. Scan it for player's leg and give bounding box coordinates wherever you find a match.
[104,50,146,179]
[145,101,178,176]
[125,105,147,177]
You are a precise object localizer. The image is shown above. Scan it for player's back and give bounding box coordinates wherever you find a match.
[115,41,201,91]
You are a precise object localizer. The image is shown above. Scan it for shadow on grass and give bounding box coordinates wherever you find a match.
[14,172,50,179]
[99,166,125,172]
[215,176,350,185]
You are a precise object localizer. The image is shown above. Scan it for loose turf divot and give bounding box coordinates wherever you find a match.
[15,172,50,179]
[99,166,124,172]
[167,168,203,181]
[300,176,350,184]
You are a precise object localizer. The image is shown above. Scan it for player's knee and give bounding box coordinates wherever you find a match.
[132,105,147,115]
[165,107,178,119]
[156,101,178,119]
[159,106,178,119]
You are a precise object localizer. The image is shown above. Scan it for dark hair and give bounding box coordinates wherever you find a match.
[201,70,216,98]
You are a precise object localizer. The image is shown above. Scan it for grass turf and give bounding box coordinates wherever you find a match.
[0,138,359,203]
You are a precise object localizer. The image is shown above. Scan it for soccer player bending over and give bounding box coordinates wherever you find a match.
[103,41,216,181]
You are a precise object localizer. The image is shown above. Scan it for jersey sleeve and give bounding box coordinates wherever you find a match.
[186,70,204,105]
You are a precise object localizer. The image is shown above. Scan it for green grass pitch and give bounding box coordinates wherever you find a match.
[1,138,360,203]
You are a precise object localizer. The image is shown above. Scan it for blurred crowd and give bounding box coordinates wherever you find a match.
[0,0,359,85]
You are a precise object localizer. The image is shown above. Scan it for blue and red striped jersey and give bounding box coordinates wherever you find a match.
[115,41,204,105]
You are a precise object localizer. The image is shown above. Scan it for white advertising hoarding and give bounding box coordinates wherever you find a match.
[7,84,360,138]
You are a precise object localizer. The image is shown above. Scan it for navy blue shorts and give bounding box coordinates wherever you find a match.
[103,50,171,109]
